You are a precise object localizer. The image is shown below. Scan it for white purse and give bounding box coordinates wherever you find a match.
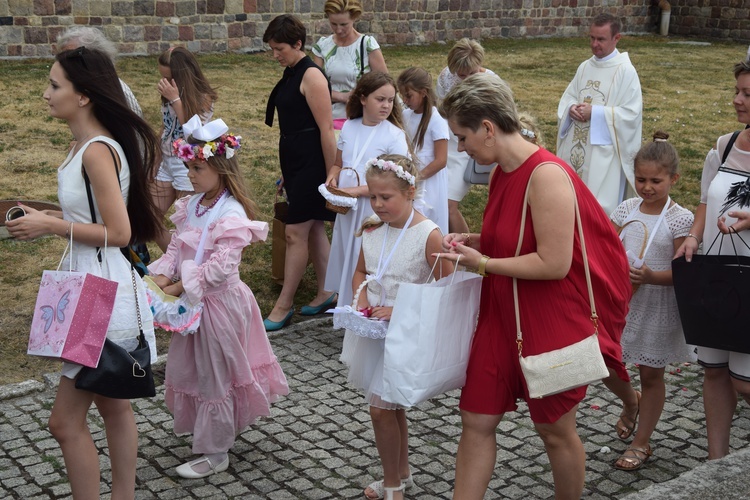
[514,163,609,399]
[463,158,495,185]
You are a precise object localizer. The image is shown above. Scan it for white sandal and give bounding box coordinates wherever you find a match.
[383,483,405,500]
[364,474,414,499]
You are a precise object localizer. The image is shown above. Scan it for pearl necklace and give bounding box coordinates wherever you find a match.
[195,187,228,218]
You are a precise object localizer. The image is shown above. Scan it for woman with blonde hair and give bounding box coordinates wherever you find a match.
[675,58,750,460]
[312,0,388,130]
[438,74,631,499]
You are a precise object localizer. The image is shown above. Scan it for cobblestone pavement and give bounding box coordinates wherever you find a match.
[2,316,750,499]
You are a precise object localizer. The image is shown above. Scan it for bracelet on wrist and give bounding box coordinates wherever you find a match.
[65,222,73,239]
[687,233,700,244]
[169,97,181,105]
[477,255,491,277]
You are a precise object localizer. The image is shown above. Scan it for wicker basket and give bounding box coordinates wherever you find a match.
[325,185,355,214]
[618,219,648,294]
[324,168,360,215]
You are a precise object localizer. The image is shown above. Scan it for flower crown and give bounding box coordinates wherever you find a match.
[173,134,241,162]
[172,115,242,162]
[366,158,416,186]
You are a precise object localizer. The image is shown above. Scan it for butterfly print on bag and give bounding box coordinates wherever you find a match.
[40,290,71,333]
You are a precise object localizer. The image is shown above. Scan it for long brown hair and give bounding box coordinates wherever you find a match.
[187,136,259,220]
[347,71,416,159]
[158,47,218,119]
[346,71,402,127]
[57,47,160,243]
[397,67,438,151]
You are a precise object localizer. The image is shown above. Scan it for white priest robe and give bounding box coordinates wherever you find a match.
[556,51,642,215]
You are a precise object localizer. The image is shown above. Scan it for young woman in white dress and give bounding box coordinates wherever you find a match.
[8,47,160,499]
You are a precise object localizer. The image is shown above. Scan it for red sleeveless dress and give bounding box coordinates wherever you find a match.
[459,148,630,424]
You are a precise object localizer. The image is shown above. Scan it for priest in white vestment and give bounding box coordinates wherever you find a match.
[557,13,642,215]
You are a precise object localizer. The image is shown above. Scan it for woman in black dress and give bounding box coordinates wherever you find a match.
[263,14,338,331]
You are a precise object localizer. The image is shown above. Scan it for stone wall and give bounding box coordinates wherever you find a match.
[0,0,660,59]
[666,0,750,41]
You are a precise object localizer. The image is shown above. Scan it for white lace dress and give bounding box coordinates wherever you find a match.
[339,218,438,409]
[611,198,697,367]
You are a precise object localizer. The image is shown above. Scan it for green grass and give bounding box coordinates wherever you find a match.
[0,35,748,384]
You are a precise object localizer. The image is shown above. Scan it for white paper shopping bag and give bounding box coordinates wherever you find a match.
[382,269,482,407]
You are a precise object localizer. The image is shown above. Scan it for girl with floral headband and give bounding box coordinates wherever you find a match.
[148,116,289,479]
[339,154,453,500]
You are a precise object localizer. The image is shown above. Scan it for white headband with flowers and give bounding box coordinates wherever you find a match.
[366,158,416,186]
[172,115,242,161]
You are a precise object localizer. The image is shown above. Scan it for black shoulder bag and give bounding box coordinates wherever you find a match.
[75,141,156,399]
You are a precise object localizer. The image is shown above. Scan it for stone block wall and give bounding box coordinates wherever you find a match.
[0,0,661,59]
[666,0,750,42]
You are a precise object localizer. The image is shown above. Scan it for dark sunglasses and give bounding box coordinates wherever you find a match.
[65,46,88,69]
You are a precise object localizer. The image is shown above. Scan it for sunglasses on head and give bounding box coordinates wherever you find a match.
[65,46,88,69]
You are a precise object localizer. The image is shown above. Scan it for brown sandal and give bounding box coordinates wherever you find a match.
[615,390,641,440]
[614,445,652,471]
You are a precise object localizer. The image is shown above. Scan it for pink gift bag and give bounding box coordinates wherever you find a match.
[27,269,117,368]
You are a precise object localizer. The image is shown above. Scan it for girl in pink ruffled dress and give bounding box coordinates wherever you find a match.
[149,116,289,479]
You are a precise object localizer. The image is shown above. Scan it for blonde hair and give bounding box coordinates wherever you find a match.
[324,0,362,20]
[734,58,750,79]
[357,154,419,235]
[397,67,438,151]
[447,38,485,75]
[158,47,218,119]
[187,136,259,220]
[518,112,544,147]
[440,73,520,134]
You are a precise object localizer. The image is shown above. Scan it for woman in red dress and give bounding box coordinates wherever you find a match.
[438,74,634,499]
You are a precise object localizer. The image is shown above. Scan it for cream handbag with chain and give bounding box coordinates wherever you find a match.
[514,162,609,399]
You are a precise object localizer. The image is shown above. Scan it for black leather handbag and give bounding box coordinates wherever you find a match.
[75,328,155,399]
[673,231,750,354]
[75,266,155,399]
[74,143,155,399]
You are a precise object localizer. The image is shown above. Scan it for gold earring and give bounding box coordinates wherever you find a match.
[484,136,496,148]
